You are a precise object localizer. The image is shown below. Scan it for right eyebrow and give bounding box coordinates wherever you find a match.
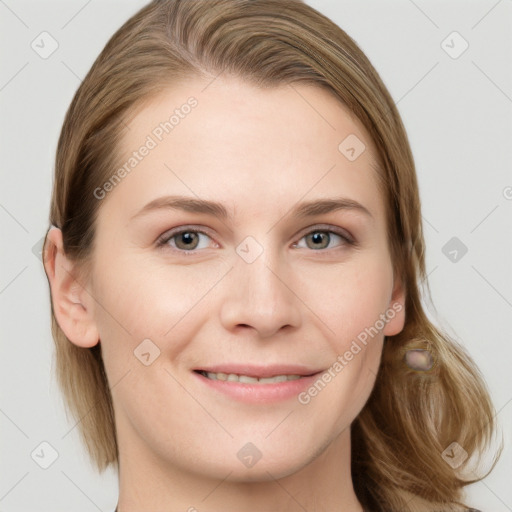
[130,195,229,220]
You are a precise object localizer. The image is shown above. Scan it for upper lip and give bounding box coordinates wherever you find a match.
[193,364,323,378]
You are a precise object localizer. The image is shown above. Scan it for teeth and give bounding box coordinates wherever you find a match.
[203,372,302,384]
[238,375,259,384]
[260,375,286,383]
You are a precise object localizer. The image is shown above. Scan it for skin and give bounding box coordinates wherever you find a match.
[45,75,405,512]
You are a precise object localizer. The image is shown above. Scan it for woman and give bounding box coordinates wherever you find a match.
[42,0,500,510]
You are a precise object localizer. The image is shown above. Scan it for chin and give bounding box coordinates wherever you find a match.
[197,441,324,484]
[221,458,309,483]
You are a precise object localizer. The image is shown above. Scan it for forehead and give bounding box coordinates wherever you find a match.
[103,75,385,225]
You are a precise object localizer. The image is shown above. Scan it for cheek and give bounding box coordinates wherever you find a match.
[91,255,230,366]
[300,256,394,350]
[294,255,392,413]
[336,261,394,399]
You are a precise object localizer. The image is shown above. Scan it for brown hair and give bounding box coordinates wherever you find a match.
[44,1,501,510]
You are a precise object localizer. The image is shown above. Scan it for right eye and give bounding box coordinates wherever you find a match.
[157,227,217,254]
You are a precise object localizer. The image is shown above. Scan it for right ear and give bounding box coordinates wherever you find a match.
[43,227,99,348]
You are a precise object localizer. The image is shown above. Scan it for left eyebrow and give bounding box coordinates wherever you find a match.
[129,195,373,221]
[292,198,373,220]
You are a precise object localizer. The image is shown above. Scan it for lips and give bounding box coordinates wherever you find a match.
[197,371,302,384]
[193,364,321,380]
[192,364,324,403]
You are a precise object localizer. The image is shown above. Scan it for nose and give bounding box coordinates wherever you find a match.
[219,247,302,339]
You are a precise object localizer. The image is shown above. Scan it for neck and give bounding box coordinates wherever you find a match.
[115,426,363,512]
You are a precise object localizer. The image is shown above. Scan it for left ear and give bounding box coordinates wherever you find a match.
[383,272,406,336]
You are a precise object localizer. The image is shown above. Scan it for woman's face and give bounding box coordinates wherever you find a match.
[85,75,405,480]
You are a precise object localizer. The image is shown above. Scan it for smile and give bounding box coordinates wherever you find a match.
[193,365,323,403]
[198,371,302,384]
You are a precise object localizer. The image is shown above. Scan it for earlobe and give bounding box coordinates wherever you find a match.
[43,227,99,348]
[383,273,406,337]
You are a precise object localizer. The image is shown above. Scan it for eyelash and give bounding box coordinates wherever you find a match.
[156,224,356,256]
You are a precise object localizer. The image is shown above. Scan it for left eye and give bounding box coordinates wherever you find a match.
[294,230,351,250]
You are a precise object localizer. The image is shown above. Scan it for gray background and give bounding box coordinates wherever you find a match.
[1,0,511,510]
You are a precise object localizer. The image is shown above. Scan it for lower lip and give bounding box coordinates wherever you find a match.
[193,371,322,403]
